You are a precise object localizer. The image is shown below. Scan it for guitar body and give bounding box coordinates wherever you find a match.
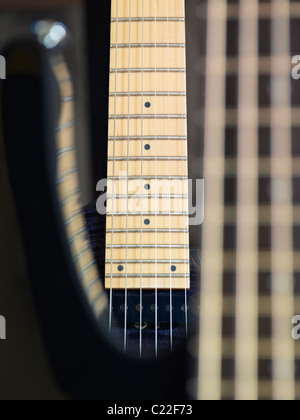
[2,38,195,400]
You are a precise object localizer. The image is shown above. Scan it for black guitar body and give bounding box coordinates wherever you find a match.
[1,39,198,400]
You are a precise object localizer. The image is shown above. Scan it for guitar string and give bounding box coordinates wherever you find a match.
[167,0,174,352]
[182,0,188,339]
[109,0,120,332]
[124,0,132,352]
[139,0,145,358]
[155,0,158,358]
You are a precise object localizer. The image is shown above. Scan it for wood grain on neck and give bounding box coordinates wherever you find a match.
[106,0,189,290]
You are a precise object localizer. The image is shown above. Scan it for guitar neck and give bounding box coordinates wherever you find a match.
[197,0,298,401]
[106,0,190,290]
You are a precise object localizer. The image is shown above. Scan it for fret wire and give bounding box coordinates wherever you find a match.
[107,195,188,198]
[110,43,186,48]
[106,229,189,233]
[106,260,190,263]
[106,245,189,248]
[106,274,190,278]
[55,120,74,132]
[111,18,185,22]
[110,68,186,73]
[107,176,188,180]
[108,157,187,161]
[50,54,107,320]
[108,136,187,140]
[108,114,187,119]
[109,92,186,97]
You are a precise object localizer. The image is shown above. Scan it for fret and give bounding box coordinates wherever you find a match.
[108,157,187,161]
[110,68,185,73]
[106,212,189,216]
[106,278,190,291]
[108,119,187,137]
[111,0,185,20]
[107,180,188,195]
[108,114,186,119]
[106,198,189,213]
[107,161,188,177]
[109,72,186,93]
[106,274,190,278]
[111,18,185,23]
[109,96,186,115]
[108,176,188,180]
[107,195,188,199]
[107,260,189,264]
[61,96,74,102]
[110,22,185,45]
[107,263,189,275]
[106,245,189,249]
[109,92,186,97]
[106,215,189,230]
[108,135,187,140]
[108,146,188,158]
[111,47,185,70]
[110,43,185,49]
[106,248,189,261]
[106,229,188,233]
[50,55,106,317]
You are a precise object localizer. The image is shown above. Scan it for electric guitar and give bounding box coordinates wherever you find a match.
[2,0,300,401]
[1,0,200,400]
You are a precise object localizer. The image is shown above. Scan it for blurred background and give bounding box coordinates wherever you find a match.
[0,0,299,400]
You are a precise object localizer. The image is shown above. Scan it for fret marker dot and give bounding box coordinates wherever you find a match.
[145,102,151,108]
[118,265,124,272]
[144,219,150,225]
[171,266,177,272]
[144,144,150,150]
[144,184,151,190]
